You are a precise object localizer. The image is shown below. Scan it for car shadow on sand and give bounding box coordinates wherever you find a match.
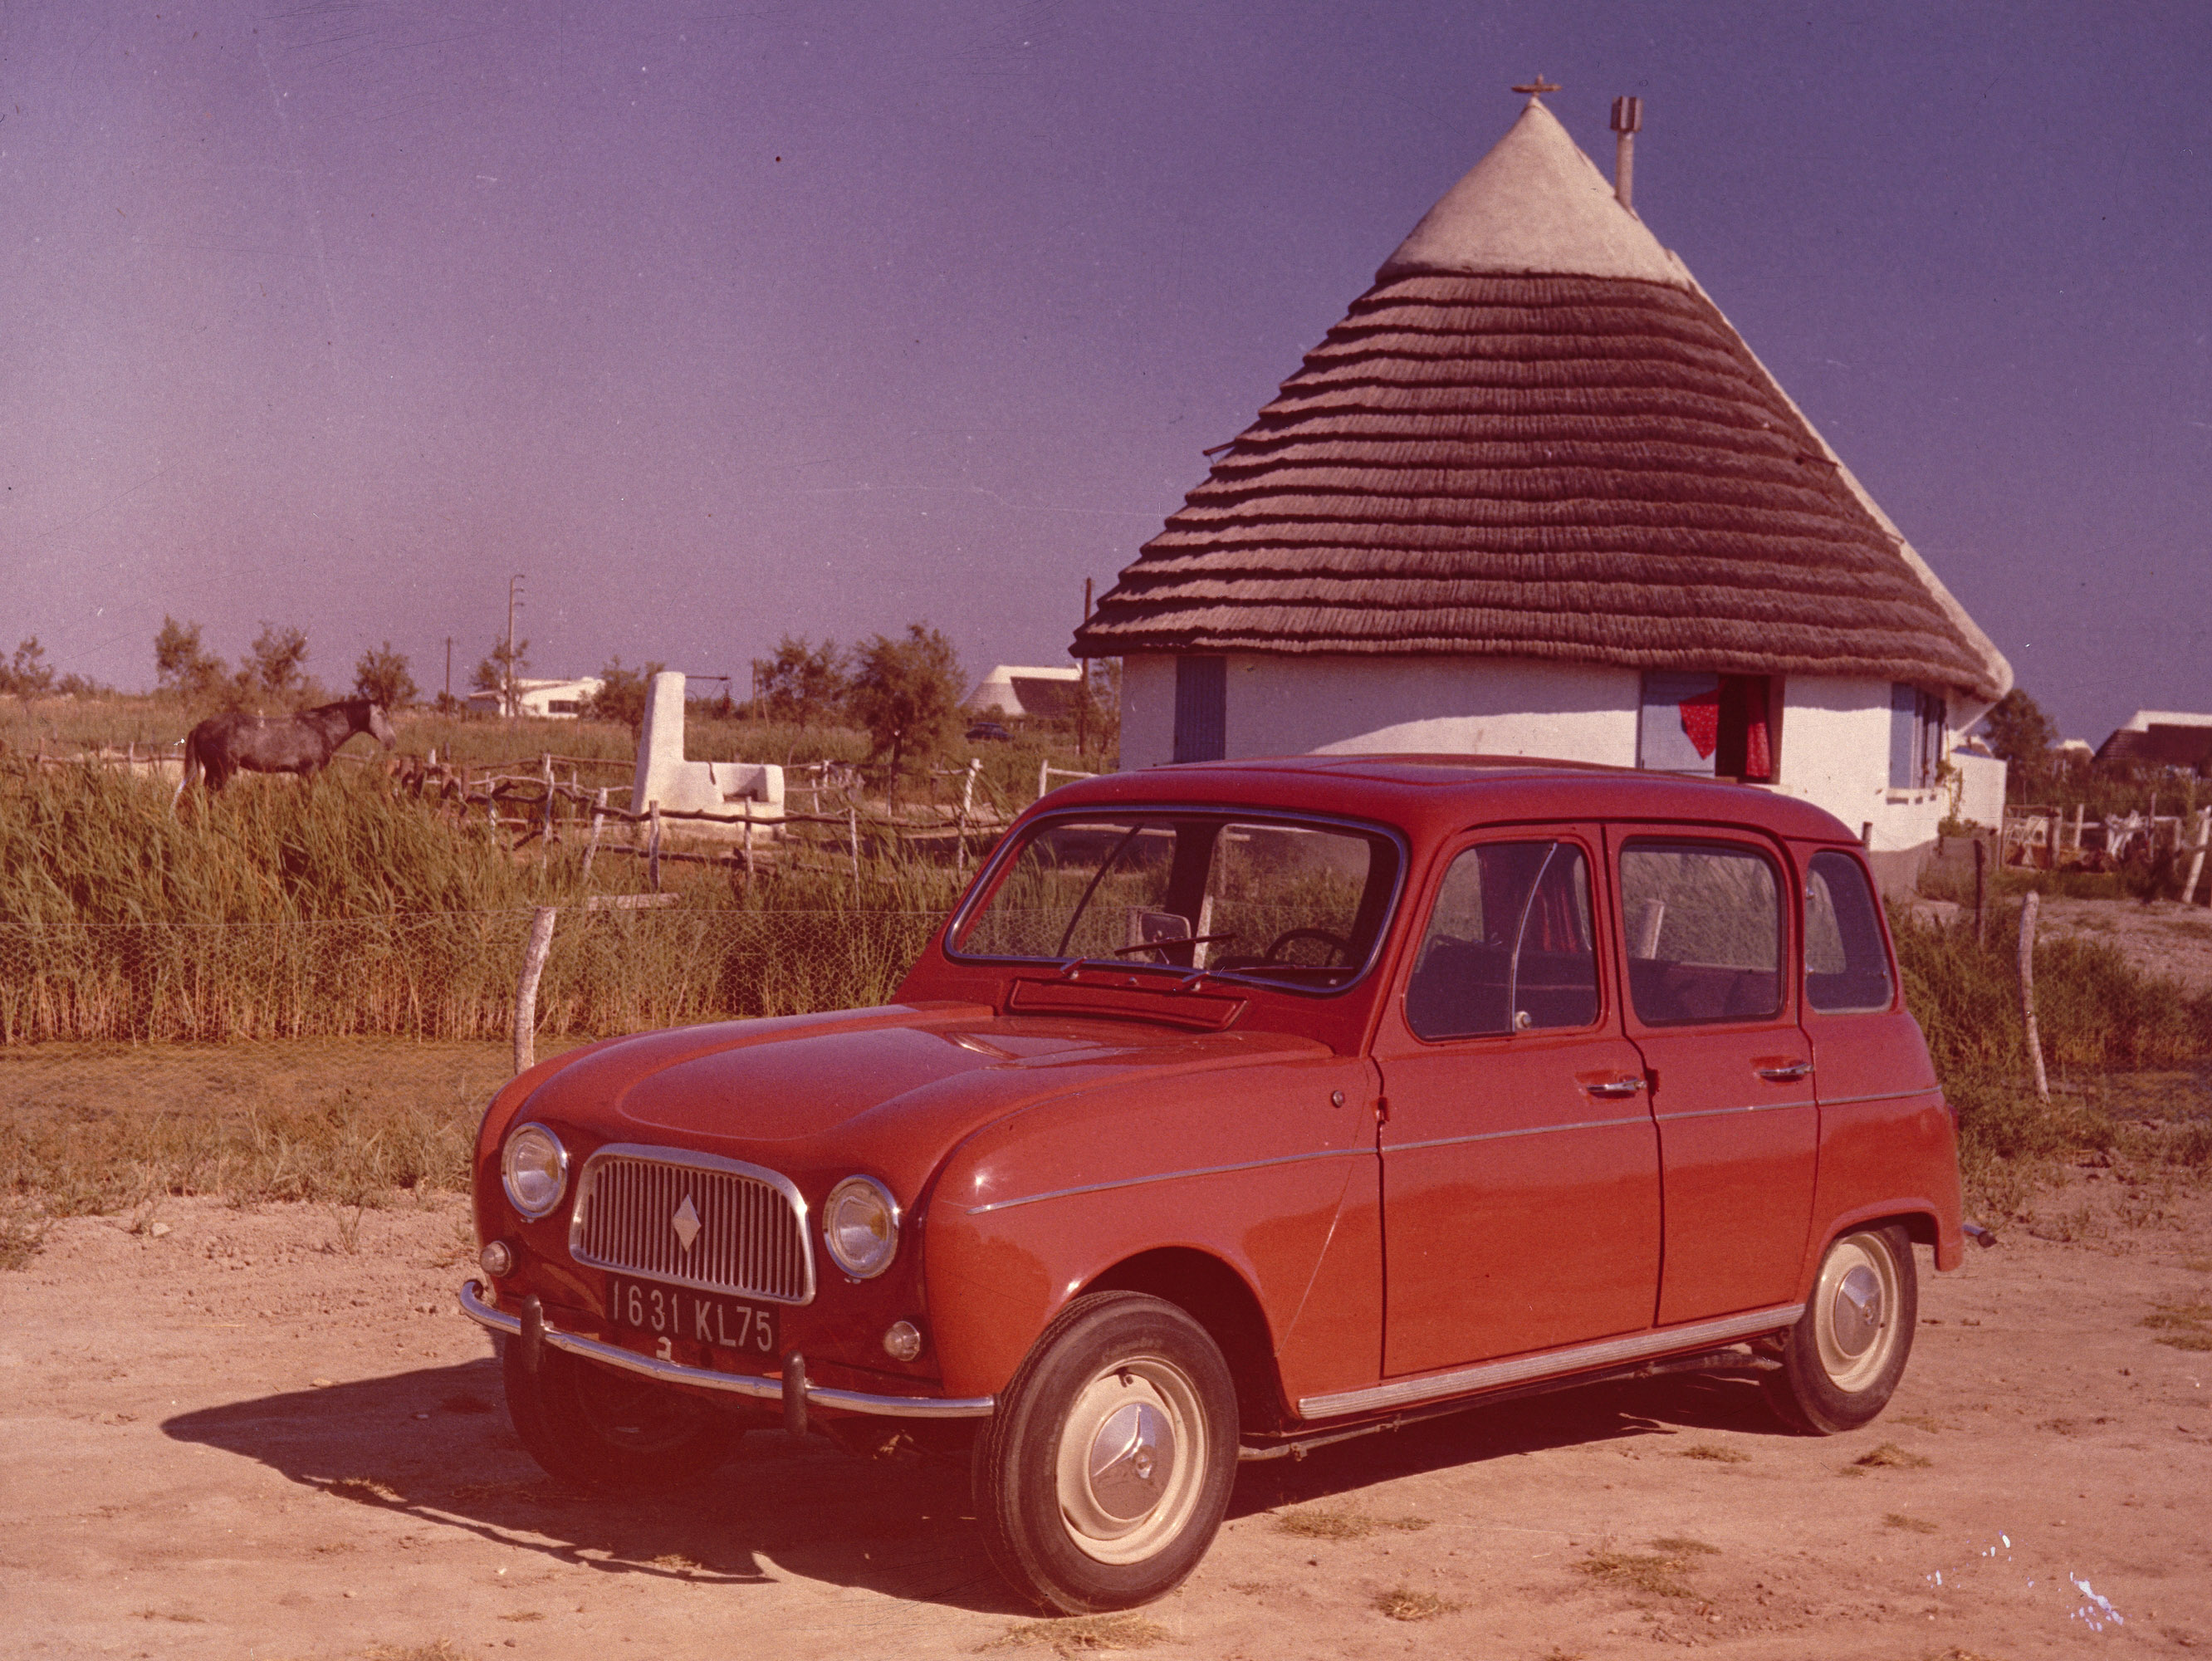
[1228,1369,1797,1518]
[159,1355,1025,1615]
[162,1357,1790,1608]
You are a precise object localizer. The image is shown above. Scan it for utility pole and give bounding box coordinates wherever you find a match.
[443,637,453,705]
[506,574,526,719]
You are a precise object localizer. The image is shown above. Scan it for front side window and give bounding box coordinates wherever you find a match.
[1618,841,1782,1024]
[1804,850,1894,1013]
[1406,840,1600,1040]
[952,813,1398,992]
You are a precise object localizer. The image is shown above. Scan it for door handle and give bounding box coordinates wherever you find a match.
[1754,1061,1813,1082]
[1583,1076,1647,1099]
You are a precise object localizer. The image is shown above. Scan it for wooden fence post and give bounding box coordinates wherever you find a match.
[541,754,557,846]
[1038,758,1050,803]
[2019,890,2048,1100]
[513,905,559,1075]
[648,801,663,893]
[741,801,756,887]
[849,806,861,903]
[1973,836,1987,948]
[2185,806,2211,908]
[581,787,606,879]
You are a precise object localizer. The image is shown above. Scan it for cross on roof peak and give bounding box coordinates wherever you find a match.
[1511,76,1560,96]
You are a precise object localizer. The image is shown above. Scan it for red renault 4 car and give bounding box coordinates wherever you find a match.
[462,755,1961,1612]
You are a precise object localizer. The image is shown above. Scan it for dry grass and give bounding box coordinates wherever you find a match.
[1578,1548,1701,1600]
[1884,1512,1940,1534]
[1852,1443,1933,1470]
[325,1476,405,1506]
[2143,1294,2211,1348]
[365,1644,467,1661]
[1676,1442,1750,1463]
[1373,1586,1462,1621]
[1273,1506,1431,1541]
[984,1611,1172,1653]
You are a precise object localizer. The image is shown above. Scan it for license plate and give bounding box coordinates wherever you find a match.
[604,1276,780,1358]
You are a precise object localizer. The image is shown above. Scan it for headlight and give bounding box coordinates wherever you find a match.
[501,1123,569,1219]
[822,1175,899,1279]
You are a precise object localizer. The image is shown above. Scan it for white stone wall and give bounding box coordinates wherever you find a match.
[632,670,784,840]
[1118,653,1976,863]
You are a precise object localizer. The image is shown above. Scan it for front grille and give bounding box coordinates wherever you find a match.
[570,1147,814,1304]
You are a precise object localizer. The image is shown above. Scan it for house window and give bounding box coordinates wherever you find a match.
[548,700,579,714]
[1889,684,1945,790]
[1637,673,1774,781]
[1173,656,1226,763]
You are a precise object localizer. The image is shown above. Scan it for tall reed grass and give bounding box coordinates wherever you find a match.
[0,761,969,1041]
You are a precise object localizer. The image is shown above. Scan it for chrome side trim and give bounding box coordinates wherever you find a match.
[962,1144,1367,1218]
[1296,1303,1805,1420]
[1818,1086,1937,1107]
[1386,1115,1652,1156]
[458,1281,993,1421]
[569,1143,815,1306]
[1653,1099,1818,1122]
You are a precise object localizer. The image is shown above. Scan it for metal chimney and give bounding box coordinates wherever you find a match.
[1609,96,1642,212]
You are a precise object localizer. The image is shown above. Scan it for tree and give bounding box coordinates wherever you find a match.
[750,635,847,728]
[0,638,55,699]
[1067,658,1121,759]
[585,657,667,729]
[353,641,418,709]
[472,636,531,718]
[247,622,311,700]
[1980,688,2058,798]
[154,616,228,698]
[845,624,965,788]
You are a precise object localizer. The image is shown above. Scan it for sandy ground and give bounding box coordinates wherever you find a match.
[2,1175,2208,1661]
[2037,899,2212,997]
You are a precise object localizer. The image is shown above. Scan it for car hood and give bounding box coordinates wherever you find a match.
[516,1001,1332,1201]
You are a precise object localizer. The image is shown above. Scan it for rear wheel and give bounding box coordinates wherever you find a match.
[973,1292,1238,1612]
[502,1340,739,1492]
[1763,1224,1916,1434]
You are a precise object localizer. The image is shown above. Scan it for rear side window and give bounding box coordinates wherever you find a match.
[1406,841,1599,1040]
[1618,841,1782,1025]
[1804,850,1894,1013]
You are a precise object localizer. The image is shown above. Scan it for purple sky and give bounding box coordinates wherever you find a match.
[3,2,2206,742]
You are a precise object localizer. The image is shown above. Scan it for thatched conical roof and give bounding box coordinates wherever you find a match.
[1074,100,2009,703]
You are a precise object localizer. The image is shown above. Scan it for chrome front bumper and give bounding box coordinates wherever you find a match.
[458,1280,995,1421]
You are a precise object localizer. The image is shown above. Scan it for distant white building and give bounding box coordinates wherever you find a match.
[968,664,1083,722]
[467,675,604,719]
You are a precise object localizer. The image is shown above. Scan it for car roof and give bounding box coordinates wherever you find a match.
[1037,753,1860,846]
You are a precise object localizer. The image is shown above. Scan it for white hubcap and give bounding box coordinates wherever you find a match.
[1813,1234,1901,1393]
[1055,1360,1206,1565]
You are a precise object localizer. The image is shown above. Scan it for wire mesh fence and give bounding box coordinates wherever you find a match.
[0,904,950,1212]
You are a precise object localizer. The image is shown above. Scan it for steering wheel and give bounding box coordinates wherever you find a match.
[1262,928,1353,966]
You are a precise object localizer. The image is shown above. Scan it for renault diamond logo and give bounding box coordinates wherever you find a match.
[671,1195,702,1252]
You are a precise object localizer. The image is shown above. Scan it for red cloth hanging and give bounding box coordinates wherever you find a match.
[1678,688,1720,759]
[1744,704,1773,780]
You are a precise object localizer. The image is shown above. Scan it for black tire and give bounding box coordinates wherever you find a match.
[1763,1223,1917,1435]
[973,1292,1239,1613]
[502,1340,739,1492]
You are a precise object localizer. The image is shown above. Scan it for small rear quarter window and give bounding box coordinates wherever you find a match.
[1803,850,1894,1013]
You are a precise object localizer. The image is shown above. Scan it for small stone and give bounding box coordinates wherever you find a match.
[149,1222,173,1238]
[311,1378,335,1388]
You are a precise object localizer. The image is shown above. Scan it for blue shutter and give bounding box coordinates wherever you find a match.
[1173,656,1226,762]
[1889,684,1918,789]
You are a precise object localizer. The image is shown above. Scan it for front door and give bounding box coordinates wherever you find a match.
[1607,830,1817,1326]
[1378,830,1661,1378]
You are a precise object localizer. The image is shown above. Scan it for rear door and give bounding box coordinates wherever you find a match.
[1606,828,1816,1326]
[1376,828,1661,1377]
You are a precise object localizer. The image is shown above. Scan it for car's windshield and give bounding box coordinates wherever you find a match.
[951,813,1401,992]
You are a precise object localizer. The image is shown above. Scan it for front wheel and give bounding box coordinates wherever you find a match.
[973,1292,1239,1612]
[502,1340,740,1492]
[1763,1224,1916,1434]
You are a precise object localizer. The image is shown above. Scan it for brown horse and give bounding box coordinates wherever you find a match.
[174,698,398,801]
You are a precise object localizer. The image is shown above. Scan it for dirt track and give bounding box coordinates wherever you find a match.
[2,1176,2209,1660]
